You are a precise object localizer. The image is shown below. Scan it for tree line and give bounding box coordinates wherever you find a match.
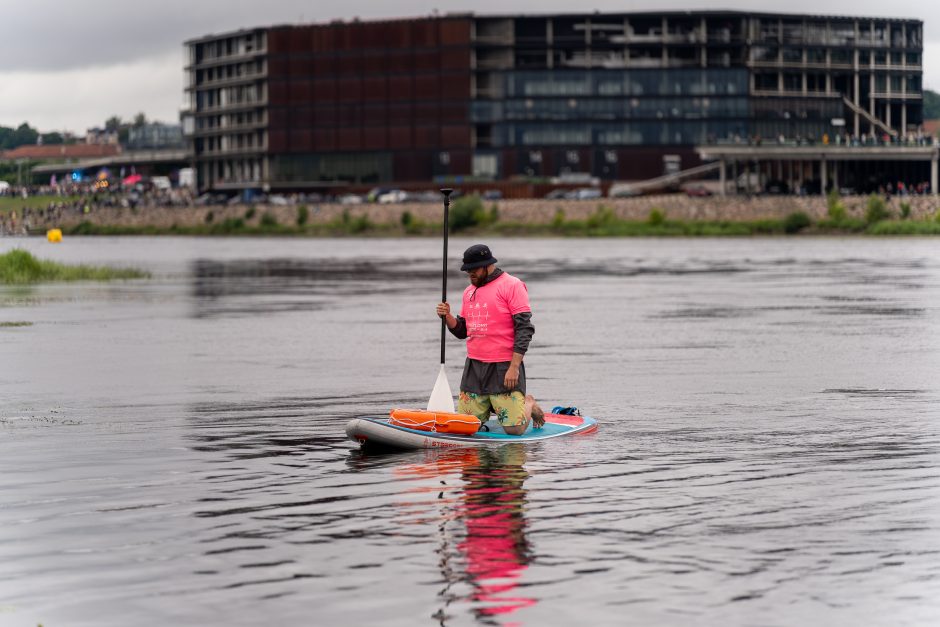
[0,112,153,151]
[0,123,69,150]
[924,89,940,120]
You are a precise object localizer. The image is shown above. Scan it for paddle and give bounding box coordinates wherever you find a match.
[427,188,456,413]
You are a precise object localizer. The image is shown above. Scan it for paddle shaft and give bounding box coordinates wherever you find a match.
[440,188,453,365]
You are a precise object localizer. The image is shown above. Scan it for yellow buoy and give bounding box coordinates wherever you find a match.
[47,228,63,243]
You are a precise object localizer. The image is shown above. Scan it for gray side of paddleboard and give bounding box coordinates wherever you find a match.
[345,415,597,450]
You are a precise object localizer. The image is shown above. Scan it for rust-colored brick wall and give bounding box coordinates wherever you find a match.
[267,17,472,181]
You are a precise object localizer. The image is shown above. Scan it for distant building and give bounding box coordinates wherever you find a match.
[1,144,121,162]
[126,123,185,150]
[85,127,120,145]
[184,11,925,192]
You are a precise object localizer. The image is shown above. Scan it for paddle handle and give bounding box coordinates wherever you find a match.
[440,188,452,365]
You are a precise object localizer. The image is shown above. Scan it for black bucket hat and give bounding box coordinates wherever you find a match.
[460,244,498,271]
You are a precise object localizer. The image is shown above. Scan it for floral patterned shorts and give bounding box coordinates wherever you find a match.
[458,390,527,428]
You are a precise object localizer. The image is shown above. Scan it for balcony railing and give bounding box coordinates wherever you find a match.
[189,72,267,91]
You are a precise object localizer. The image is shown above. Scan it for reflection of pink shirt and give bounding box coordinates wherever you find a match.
[460,272,530,363]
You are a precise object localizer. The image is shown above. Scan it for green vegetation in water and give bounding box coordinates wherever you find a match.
[0,249,148,284]
[866,220,940,235]
[486,205,806,236]
[0,321,33,327]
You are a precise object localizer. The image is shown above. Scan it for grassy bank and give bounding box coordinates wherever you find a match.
[0,249,149,284]
[0,194,81,213]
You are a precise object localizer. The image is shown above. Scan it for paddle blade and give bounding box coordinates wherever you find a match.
[427,364,456,413]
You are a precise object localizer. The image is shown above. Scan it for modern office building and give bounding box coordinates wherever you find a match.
[184,11,926,192]
[126,123,185,151]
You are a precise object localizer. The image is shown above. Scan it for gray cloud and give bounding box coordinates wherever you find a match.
[3,0,936,72]
[1,0,936,132]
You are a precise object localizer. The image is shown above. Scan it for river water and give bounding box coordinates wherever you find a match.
[1,236,939,626]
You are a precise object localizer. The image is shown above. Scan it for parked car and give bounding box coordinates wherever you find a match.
[763,180,790,195]
[608,183,642,198]
[366,187,392,202]
[377,189,407,204]
[339,194,364,205]
[544,189,569,200]
[482,189,503,200]
[268,194,290,205]
[409,190,440,203]
[684,185,713,197]
[150,176,172,191]
[567,187,602,200]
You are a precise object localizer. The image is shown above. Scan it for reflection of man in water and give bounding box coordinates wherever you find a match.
[457,446,534,618]
[395,446,535,621]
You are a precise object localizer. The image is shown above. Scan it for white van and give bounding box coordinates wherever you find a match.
[151,176,172,191]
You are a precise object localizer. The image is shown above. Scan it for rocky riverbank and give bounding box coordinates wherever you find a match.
[6,193,940,236]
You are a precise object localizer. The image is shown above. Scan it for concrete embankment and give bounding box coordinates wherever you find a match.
[19,194,940,232]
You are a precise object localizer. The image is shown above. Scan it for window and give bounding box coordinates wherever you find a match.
[782,48,802,63]
[831,49,852,65]
[890,25,904,47]
[751,47,778,62]
[807,73,826,92]
[759,19,780,42]
[783,73,802,92]
[755,73,778,91]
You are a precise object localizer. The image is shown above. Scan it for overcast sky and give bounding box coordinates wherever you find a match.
[0,0,936,133]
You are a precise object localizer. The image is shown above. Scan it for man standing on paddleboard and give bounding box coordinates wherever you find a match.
[436,244,539,435]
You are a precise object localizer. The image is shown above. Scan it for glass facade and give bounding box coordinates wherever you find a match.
[470,13,923,170]
[271,153,393,184]
[475,69,750,147]
[493,120,750,146]
[503,69,747,98]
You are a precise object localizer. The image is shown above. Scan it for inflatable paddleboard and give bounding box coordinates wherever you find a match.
[346,410,597,450]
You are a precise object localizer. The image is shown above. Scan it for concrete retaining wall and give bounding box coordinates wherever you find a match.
[15,194,940,232]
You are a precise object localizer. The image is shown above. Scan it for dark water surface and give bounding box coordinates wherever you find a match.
[2,236,939,626]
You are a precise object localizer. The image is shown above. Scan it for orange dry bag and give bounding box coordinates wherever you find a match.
[389,409,481,435]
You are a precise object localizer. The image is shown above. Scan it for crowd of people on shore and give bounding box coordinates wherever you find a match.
[0,183,197,235]
[710,130,939,147]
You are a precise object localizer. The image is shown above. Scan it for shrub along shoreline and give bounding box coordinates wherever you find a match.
[16,192,937,237]
[62,194,940,237]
